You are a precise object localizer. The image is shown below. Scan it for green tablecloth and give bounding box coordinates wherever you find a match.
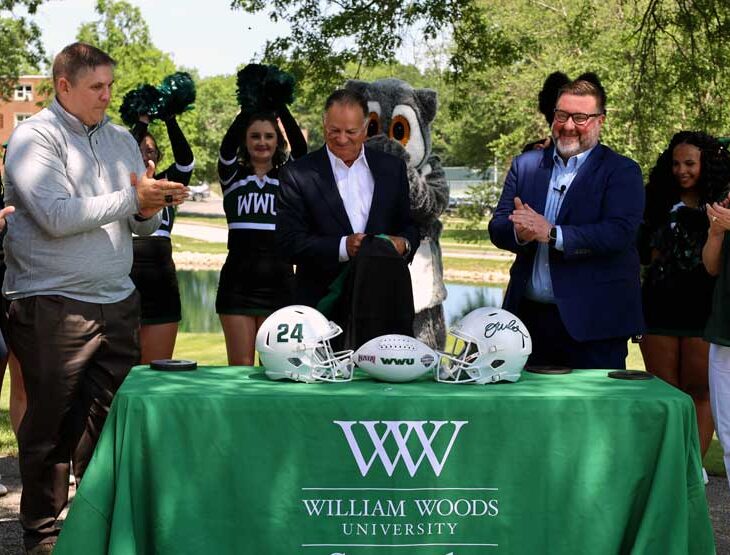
[54,367,715,554]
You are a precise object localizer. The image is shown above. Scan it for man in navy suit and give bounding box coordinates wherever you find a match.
[277,89,419,308]
[489,76,644,369]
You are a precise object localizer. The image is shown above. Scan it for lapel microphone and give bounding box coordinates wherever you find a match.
[553,185,567,195]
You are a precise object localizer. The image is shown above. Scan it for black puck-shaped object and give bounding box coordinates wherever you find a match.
[149,359,198,371]
[525,365,572,375]
[607,370,653,380]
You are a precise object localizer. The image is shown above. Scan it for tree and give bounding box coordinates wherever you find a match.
[177,74,240,186]
[0,0,46,100]
[230,0,477,98]
[231,0,730,176]
[75,0,196,184]
[633,0,730,143]
[76,0,176,119]
[457,181,502,227]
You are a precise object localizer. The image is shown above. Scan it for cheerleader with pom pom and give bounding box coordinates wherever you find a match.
[121,72,196,363]
[216,64,307,366]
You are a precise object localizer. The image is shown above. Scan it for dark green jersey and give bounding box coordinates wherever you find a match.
[222,170,280,231]
[220,165,282,252]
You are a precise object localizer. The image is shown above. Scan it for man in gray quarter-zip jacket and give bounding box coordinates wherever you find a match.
[2,42,189,555]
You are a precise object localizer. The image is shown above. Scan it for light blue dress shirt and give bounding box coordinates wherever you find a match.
[524,145,596,303]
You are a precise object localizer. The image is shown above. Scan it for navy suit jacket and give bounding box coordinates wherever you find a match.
[488,144,645,341]
[277,146,419,307]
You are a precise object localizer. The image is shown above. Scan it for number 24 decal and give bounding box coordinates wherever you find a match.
[277,323,303,343]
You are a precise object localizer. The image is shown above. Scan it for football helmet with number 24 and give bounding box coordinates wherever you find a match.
[256,305,354,383]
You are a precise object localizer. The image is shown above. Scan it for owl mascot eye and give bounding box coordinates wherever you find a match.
[345,78,449,349]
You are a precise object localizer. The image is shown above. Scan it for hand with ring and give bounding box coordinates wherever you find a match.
[707,202,730,236]
[131,160,188,218]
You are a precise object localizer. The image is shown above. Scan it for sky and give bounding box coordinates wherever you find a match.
[31,0,289,77]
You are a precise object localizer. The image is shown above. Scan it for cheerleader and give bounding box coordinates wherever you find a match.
[216,64,306,365]
[123,73,195,363]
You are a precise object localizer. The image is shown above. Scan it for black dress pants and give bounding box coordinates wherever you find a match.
[518,298,628,370]
[8,293,140,549]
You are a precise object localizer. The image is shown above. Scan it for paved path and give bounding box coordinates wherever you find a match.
[0,455,727,554]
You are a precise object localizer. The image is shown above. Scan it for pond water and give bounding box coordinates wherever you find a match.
[177,270,504,333]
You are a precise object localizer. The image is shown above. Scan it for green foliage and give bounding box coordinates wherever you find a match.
[230,0,474,100]
[633,0,730,150]
[76,0,176,128]
[439,0,730,174]
[457,181,502,227]
[229,0,730,178]
[177,74,240,185]
[0,1,45,100]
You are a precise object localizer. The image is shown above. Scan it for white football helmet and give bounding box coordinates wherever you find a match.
[436,308,531,384]
[256,305,354,383]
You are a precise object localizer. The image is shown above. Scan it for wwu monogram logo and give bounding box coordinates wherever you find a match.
[380,357,413,365]
[333,420,468,477]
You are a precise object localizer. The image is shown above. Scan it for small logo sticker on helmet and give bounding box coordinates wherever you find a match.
[421,354,435,367]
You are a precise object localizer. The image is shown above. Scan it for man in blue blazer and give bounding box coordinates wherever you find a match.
[277,89,419,308]
[489,77,644,369]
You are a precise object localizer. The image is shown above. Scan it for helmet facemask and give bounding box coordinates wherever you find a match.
[436,331,485,383]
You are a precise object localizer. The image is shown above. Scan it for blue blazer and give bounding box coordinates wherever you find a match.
[277,146,419,307]
[488,144,645,341]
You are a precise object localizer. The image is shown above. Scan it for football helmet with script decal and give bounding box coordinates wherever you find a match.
[435,307,531,384]
[256,305,354,383]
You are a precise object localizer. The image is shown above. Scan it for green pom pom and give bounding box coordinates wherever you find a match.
[236,63,268,111]
[261,65,295,110]
[119,84,162,127]
[236,63,295,112]
[157,72,196,120]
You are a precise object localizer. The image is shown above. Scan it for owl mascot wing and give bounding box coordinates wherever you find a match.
[345,78,449,349]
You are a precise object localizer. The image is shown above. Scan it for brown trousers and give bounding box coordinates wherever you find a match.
[8,293,140,549]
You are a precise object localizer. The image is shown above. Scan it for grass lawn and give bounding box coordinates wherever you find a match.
[176,214,227,228]
[171,236,228,255]
[443,256,512,276]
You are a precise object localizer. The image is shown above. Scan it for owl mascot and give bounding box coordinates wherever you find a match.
[345,78,450,349]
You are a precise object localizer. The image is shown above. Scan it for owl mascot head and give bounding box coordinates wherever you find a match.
[345,78,449,349]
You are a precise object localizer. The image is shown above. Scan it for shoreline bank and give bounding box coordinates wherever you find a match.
[172,251,510,285]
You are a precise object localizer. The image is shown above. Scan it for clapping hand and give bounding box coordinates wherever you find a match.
[509,197,551,243]
[707,200,730,236]
[131,161,189,219]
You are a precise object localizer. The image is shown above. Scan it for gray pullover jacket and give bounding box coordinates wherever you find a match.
[3,98,161,303]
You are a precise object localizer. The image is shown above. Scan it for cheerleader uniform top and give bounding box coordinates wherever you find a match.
[640,201,715,336]
[217,106,307,253]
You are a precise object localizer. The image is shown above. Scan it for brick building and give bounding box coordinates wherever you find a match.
[0,75,49,170]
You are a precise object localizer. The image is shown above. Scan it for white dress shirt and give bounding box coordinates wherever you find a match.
[326,146,375,261]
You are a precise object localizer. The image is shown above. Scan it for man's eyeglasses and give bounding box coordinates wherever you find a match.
[553,109,604,126]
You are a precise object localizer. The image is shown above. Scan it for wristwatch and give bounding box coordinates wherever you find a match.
[548,226,557,247]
